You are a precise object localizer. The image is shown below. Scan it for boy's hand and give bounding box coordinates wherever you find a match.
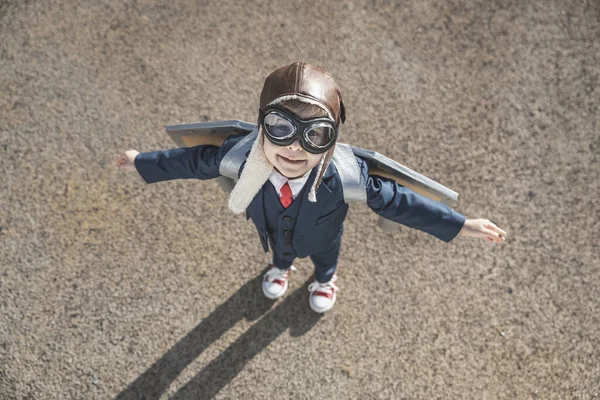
[459,219,507,243]
[114,150,140,172]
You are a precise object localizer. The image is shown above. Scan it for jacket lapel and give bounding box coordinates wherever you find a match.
[247,186,266,233]
[293,163,335,237]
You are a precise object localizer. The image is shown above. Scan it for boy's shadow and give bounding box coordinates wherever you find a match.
[115,268,322,400]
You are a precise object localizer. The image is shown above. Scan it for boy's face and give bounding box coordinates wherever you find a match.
[262,102,332,179]
[263,136,322,179]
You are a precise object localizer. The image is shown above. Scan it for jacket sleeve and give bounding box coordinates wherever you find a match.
[360,158,466,243]
[133,134,244,184]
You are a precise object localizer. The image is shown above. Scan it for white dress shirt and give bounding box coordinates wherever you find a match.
[268,169,311,200]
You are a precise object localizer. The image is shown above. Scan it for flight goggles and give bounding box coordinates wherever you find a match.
[259,106,338,154]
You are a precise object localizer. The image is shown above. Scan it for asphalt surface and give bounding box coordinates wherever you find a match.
[1,0,599,398]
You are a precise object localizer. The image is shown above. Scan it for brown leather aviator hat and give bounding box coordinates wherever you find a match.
[228,62,345,214]
[260,62,346,125]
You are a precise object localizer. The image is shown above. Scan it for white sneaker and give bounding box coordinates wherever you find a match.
[308,275,339,313]
[262,265,296,300]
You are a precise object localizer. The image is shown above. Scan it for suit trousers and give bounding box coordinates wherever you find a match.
[271,232,343,284]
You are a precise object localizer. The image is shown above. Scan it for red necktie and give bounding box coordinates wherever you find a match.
[280,182,293,208]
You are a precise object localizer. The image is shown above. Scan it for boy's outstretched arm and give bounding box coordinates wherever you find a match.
[360,159,507,244]
[113,134,244,183]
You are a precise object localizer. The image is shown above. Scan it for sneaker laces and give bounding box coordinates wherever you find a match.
[308,275,339,294]
[265,265,296,282]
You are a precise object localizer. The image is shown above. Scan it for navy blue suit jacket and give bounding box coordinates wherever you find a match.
[134,134,466,257]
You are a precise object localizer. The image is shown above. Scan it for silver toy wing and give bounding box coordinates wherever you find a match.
[165,120,255,148]
[351,147,459,208]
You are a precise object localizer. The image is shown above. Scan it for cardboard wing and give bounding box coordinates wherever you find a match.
[165,120,256,148]
[351,147,458,208]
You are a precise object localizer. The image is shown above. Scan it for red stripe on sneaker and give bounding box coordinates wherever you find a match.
[314,290,334,299]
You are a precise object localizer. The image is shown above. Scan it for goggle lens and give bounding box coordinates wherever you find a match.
[306,125,335,147]
[264,113,295,139]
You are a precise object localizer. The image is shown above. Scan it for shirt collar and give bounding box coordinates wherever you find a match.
[268,169,312,199]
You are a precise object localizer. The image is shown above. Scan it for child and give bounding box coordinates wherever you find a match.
[115,62,506,313]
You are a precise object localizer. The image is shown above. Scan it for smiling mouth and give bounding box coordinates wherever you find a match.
[278,155,306,165]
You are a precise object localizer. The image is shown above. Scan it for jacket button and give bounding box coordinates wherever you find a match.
[284,230,293,239]
[283,252,293,258]
[283,216,294,223]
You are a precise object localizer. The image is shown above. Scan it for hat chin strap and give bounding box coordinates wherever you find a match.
[308,155,326,203]
[228,127,274,214]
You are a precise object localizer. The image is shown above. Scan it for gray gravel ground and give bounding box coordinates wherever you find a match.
[1,0,599,399]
